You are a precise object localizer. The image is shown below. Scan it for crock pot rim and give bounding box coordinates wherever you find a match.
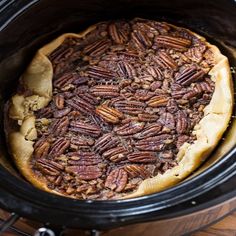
[0,0,236,229]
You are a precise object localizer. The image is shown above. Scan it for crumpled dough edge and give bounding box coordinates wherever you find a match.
[6,20,233,199]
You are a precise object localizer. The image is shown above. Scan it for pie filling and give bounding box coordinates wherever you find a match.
[30,19,216,199]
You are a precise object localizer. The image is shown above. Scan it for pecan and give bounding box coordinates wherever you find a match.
[70,136,94,149]
[117,61,137,78]
[36,159,64,176]
[53,107,71,118]
[137,113,159,122]
[90,85,119,98]
[194,81,214,93]
[69,121,101,137]
[127,151,157,163]
[175,66,205,86]
[114,121,144,136]
[66,96,95,115]
[124,165,151,179]
[146,66,163,80]
[135,134,173,151]
[103,146,129,162]
[153,51,178,70]
[147,95,169,107]
[94,133,119,154]
[50,117,69,136]
[49,46,74,64]
[131,30,152,50]
[86,65,116,80]
[83,38,111,57]
[105,169,128,192]
[134,90,155,101]
[155,35,191,51]
[65,165,102,180]
[176,110,189,134]
[54,94,64,109]
[166,99,179,113]
[48,138,70,158]
[108,22,129,44]
[34,138,50,159]
[76,91,99,105]
[68,152,102,165]
[134,123,162,139]
[176,135,190,149]
[185,45,206,63]
[36,107,53,118]
[53,73,77,89]
[113,100,145,115]
[159,112,175,129]
[96,104,123,124]
[73,76,89,85]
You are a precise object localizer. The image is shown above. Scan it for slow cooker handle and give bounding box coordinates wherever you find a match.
[34,227,101,236]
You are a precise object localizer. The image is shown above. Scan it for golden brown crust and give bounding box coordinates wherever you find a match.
[6,20,233,199]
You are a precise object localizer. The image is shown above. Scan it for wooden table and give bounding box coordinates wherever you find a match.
[1,209,236,236]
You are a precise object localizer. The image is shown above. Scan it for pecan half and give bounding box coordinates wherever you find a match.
[146,66,163,80]
[105,169,128,192]
[194,81,214,93]
[66,96,95,115]
[54,107,72,118]
[76,91,99,105]
[134,90,155,101]
[175,66,205,86]
[114,121,144,136]
[48,138,70,158]
[176,110,189,134]
[36,159,64,176]
[159,112,175,129]
[96,104,123,124]
[127,151,157,163]
[54,94,64,109]
[53,73,77,89]
[153,51,178,70]
[50,117,69,136]
[117,61,137,78]
[69,121,101,137]
[135,134,173,151]
[86,65,116,80]
[131,30,152,50]
[155,35,191,51]
[67,152,102,165]
[103,146,129,162]
[108,22,129,44]
[134,123,162,139]
[185,45,206,63]
[49,46,74,64]
[113,100,145,115]
[124,165,151,179]
[146,95,169,107]
[83,38,111,57]
[137,113,159,122]
[94,133,119,154]
[34,138,50,159]
[90,85,119,98]
[65,165,102,180]
[70,136,94,149]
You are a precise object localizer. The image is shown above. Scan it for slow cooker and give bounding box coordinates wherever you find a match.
[0,0,236,235]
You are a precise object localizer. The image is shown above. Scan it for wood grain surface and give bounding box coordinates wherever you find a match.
[1,207,236,236]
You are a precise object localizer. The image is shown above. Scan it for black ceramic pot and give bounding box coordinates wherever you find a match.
[0,0,236,233]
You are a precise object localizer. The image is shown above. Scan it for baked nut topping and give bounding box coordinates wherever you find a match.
[5,18,233,200]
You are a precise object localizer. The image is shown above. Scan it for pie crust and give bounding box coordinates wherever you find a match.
[5,19,233,199]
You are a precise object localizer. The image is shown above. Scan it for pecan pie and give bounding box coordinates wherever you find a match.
[5,18,233,200]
